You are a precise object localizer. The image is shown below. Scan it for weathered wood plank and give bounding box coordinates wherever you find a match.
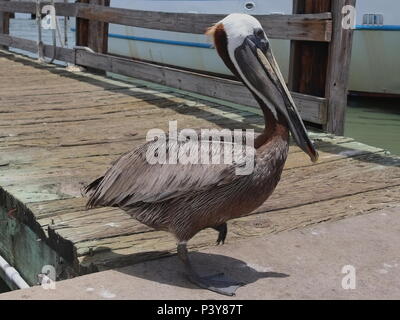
[325,0,356,134]
[0,33,38,52]
[0,42,328,124]
[0,1,332,41]
[0,136,356,189]
[74,185,400,270]
[3,141,377,203]
[16,169,394,273]
[255,152,400,214]
[1,143,399,218]
[76,51,328,124]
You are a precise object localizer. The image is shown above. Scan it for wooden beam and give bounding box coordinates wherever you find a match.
[325,0,356,135]
[0,0,9,50]
[69,4,332,41]
[0,1,332,41]
[0,33,38,52]
[0,34,328,124]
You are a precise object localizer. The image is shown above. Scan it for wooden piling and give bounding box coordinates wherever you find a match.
[76,0,110,54]
[289,0,331,98]
[76,0,89,48]
[290,0,356,134]
[325,0,356,135]
[0,0,8,50]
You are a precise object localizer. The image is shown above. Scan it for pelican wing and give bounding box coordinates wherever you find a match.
[85,136,254,208]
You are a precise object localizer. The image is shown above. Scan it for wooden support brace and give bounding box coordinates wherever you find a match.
[325,0,356,135]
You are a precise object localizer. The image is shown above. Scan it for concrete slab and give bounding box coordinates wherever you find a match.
[1,207,399,300]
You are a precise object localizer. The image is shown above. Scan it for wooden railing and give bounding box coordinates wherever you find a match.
[0,0,356,134]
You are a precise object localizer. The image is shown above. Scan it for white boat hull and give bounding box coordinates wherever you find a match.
[107,0,400,95]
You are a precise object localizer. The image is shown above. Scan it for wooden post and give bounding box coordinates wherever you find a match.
[88,0,110,53]
[325,0,356,135]
[289,0,355,135]
[75,0,90,48]
[289,0,331,98]
[76,0,110,53]
[0,0,10,50]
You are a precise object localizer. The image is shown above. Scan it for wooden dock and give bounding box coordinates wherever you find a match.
[0,50,399,287]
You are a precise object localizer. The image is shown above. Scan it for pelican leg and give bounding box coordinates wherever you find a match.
[213,223,227,245]
[177,242,244,296]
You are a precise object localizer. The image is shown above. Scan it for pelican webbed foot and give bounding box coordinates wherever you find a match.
[177,242,244,296]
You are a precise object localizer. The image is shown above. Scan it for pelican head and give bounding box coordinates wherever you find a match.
[207,13,318,162]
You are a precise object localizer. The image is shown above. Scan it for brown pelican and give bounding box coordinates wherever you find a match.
[85,13,318,296]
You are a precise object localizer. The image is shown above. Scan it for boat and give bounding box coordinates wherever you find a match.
[106,0,400,96]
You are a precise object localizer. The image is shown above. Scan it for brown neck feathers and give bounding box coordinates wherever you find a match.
[206,23,240,79]
[206,24,289,149]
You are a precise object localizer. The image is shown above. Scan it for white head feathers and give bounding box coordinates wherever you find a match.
[219,14,266,53]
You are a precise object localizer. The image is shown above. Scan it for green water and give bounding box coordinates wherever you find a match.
[0,278,10,293]
[345,97,400,156]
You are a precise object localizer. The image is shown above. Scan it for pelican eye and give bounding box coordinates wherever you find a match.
[254,28,264,38]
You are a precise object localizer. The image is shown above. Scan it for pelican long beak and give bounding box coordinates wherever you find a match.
[233,36,319,162]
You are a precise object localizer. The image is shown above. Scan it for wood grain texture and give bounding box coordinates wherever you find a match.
[0,50,398,284]
[75,0,90,48]
[76,0,110,54]
[0,1,332,41]
[289,0,355,134]
[0,35,328,124]
[289,0,332,97]
[325,0,357,135]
